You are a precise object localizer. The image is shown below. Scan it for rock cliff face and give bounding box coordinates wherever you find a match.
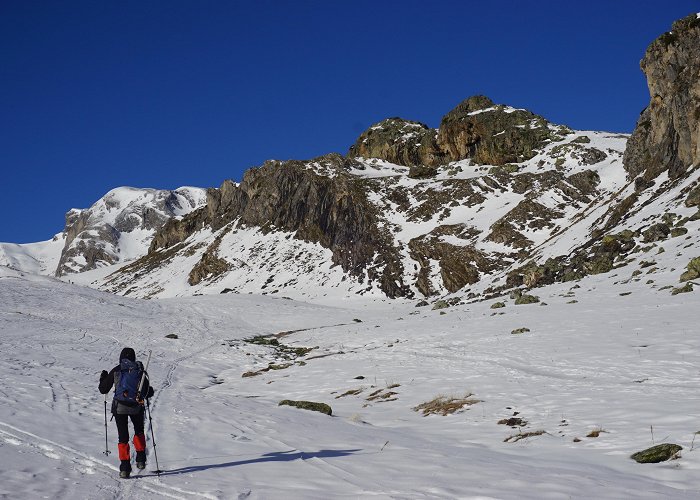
[624,13,700,182]
[436,96,555,166]
[348,119,442,168]
[348,95,558,169]
[151,155,410,298]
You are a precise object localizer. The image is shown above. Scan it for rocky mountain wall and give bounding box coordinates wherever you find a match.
[624,14,700,182]
[151,155,411,298]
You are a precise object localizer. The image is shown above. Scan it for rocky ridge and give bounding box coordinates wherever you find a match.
[8,13,700,305]
[98,121,634,301]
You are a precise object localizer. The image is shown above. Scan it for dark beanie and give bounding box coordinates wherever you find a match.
[120,347,136,362]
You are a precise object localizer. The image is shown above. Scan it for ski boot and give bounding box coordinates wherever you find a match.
[136,450,146,470]
[119,459,132,479]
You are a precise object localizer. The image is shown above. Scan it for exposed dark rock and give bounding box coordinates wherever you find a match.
[278,400,332,416]
[514,294,539,305]
[150,154,412,298]
[348,95,556,168]
[624,14,700,181]
[642,223,670,243]
[486,220,533,249]
[686,183,700,207]
[630,443,682,463]
[550,143,606,166]
[496,199,564,231]
[498,417,527,426]
[409,224,495,296]
[566,170,601,196]
[348,118,442,167]
[408,165,438,179]
[508,229,638,288]
[671,227,688,238]
[188,249,231,286]
[511,327,530,334]
[635,177,655,192]
[432,300,449,310]
[680,257,700,282]
[437,96,554,166]
[672,282,693,295]
[602,193,639,231]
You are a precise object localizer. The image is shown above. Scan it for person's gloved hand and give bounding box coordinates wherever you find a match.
[147,387,154,399]
[100,370,108,381]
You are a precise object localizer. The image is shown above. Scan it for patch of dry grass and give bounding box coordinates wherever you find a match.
[503,430,545,442]
[335,388,364,399]
[586,427,607,438]
[413,394,481,416]
[367,391,399,402]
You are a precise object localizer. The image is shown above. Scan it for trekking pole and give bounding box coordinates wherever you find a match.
[103,394,111,456]
[146,398,162,474]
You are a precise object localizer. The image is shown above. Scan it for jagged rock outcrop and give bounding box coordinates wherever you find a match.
[349,95,558,168]
[348,118,443,167]
[624,13,700,181]
[151,154,412,298]
[436,95,555,166]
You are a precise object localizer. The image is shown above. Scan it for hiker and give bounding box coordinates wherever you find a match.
[99,347,154,478]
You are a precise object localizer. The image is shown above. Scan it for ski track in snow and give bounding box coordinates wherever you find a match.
[2,266,700,498]
[0,421,212,499]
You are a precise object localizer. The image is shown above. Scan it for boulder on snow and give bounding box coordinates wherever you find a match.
[671,227,688,238]
[432,300,449,310]
[642,223,670,243]
[408,165,439,179]
[515,294,540,305]
[511,327,530,335]
[278,400,332,416]
[686,184,700,207]
[680,257,700,282]
[671,282,693,295]
[630,443,682,463]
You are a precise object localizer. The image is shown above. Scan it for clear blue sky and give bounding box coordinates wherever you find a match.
[1,1,696,243]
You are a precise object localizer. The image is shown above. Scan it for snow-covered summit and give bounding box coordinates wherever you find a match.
[0,186,207,277]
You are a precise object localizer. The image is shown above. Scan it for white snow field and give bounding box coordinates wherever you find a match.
[1,265,700,499]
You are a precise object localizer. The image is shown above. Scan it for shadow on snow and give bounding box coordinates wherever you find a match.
[140,449,362,477]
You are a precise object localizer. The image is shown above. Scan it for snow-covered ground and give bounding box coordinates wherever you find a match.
[0,234,66,275]
[2,264,699,499]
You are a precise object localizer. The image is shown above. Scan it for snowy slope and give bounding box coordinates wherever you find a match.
[91,128,637,301]
[0,234,65,275]
[0,186,207,277]
[2,265,700,498]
